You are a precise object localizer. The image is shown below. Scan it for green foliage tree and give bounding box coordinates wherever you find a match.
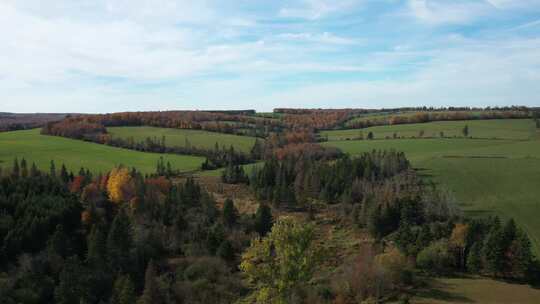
[222,198,238,228]
[240,217,318,303]
[462,125,469,137]
[416,240,453,275]
[254,204,273,237]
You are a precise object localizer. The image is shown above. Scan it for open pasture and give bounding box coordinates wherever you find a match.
[108,126,257,153]
[0,129,205,174]
[322,121,540,254]
[323,119,536,141]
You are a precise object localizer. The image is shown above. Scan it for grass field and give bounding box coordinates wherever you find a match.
[0,129,205,174]
[322,119,535,141]
[108,126,257,153]
[413,276,540,304]
[322,119,540,255]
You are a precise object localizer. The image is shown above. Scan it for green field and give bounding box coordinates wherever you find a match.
[413,276,540,303]
[323,119,535,141]
[322,119,540,254]
[108,126,257,153]
[0,129,205,174]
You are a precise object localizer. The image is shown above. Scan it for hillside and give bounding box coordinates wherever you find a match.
[107,126,257,153]
[322,119,540,254]
[0,129,205,174]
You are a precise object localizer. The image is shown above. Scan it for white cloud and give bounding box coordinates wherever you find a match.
[276,32,358,45]
[408,0,492,25]
[485,0,540,10]
[279,0,361,20]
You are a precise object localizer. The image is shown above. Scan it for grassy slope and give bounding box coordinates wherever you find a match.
[0,129,205,174]
[108,126,257,153]
[322,119,534,141]
[413,276,540,304]
[322,119,540,254]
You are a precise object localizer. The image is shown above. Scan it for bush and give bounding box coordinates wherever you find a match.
[416,240,453,275]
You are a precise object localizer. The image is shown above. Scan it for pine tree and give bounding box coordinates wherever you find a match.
[482,226,505,276]
[111,275,136,304]
[30,162,39,177]
[107,210,133,273]
[254,204,273,237]
[87,224,107,267]
[462,125,469,137]
[509,230,533,278]
[47,224,69,258]
[20,158,28,178]
[12,158,20,178]
[60,164,69,183]
[217,239,235,262]
[222,198,238,227]
[50,160,56,177]
[137,260,163,304]
[467,242,482,273]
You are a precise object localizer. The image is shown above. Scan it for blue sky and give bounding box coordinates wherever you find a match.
[1,0,540,113]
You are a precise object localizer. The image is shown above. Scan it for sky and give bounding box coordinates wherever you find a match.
[1,0,540,113]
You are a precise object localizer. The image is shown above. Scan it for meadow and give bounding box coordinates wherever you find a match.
[0,129,205,174]
[413,276,540,304]
[323,118,535,141]
[108,126,257,153]
[322,119,540,254]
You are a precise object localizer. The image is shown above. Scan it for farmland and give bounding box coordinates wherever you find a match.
[413,276,540,304]
[322,118,536,141]
[0,129,205,174]
[107,126,257,153]
[322,119,540,254]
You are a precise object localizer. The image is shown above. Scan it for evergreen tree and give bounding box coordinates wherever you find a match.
[107,210,133,273]
[509,230,533,278]
[217,239,235,262]
[111,275,136,304]
[467,242,482,273]
[12,158,20,178]
[87,224,107,267]
[254,204,273,237]
[20,158,28,178]
[222,198,238,227]
[367,131,374,140]
[482,226,505,276]
[60,164,69,183]
[47,224,69,258]
[50,160,56,177]
[54,256,88,304]
[462,125,469,137]
[30,162,39,177]
[137,260,163,304]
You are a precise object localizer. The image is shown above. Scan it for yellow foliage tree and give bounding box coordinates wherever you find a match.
[107,167,134,204]
[449,223,469,269]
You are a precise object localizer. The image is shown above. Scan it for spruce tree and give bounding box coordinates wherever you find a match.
[222,198,238,227]
[20,158,28,178]
[50,160,56,177]
[111,275,136,304]
[107,210,133,273]
[12,158,19,178]
[137,260,163,304]
[467,242,482,273]
[254,204,273,237]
